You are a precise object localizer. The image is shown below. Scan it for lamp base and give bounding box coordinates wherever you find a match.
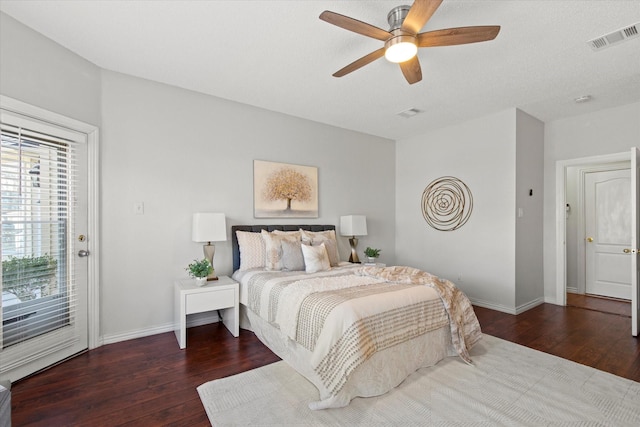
[203,243,218,281]
[348,237,361,263]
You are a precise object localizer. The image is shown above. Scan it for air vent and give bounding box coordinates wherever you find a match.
[588,23,639,51]
[574,95,592,104]
[397,108,423,119]
[624,25,639,38]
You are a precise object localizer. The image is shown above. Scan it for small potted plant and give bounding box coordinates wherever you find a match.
[363,247,381,264]
[186,258,212,286]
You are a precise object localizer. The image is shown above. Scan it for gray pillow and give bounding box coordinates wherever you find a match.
[281,239,305,271]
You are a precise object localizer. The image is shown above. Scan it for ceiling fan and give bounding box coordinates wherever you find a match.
[319,0,500,84]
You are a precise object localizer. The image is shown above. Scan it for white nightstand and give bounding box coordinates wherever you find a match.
[363,262,386,267]
[174,276,239,349]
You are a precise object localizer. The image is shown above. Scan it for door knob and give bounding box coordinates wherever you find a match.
[586,237,594,242]
[624,249,631,254]
[78,250,90,257]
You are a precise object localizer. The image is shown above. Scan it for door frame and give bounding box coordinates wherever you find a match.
[1,95,100,350]
[555,151,630,306]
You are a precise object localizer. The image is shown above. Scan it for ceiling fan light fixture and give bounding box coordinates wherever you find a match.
[320,1,500,84]
[384,35,418,63]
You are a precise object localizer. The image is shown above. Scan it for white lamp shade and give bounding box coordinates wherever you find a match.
[340,215,367,236]
[192,213,227,242]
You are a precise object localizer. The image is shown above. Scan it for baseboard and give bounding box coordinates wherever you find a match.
[515,297,544,314]
[102,313,219,345]
[469,298,516,315]
[470,297,545,315]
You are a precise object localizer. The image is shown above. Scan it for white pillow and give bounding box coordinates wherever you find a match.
[261,230,299,271]
[236,231,266,270]
[301,242,331,273]
[299,229,340,266]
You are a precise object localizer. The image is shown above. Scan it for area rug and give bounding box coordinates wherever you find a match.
[197,335,640,426]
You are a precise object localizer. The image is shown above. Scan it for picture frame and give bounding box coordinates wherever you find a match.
[253,160,318,218]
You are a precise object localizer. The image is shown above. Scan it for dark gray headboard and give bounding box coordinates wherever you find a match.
[231,224,336,272]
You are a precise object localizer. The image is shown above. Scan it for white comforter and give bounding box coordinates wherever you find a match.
[234,265,481,409]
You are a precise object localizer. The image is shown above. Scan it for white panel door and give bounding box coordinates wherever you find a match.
[585,168,631,299]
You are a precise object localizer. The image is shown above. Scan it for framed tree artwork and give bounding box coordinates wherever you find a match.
[253,160,318,218]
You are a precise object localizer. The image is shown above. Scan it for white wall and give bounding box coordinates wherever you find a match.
[515,110,544,309]
[395,110,517,312]
[0,13,101,126]
[100,70,396,340]
[543,102,640,302]
[1,13,396,342]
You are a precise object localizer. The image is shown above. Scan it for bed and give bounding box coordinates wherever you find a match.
[231,224,482,410]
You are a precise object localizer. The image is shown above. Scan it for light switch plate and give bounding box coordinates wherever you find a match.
[134,202,144,215]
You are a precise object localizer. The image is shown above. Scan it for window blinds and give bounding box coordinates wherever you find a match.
[1,116,80,352]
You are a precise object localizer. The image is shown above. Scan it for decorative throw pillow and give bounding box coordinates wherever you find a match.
[299,229,340,267]
[301,242,331,273]
[299,229,336,243]
[281,239,305,271]
[236,230,266,270]
[272,229,302,240]
[312,239,339,267]
[261,230,300,271]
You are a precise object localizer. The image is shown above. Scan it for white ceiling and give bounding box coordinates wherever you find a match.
[1,0,639,140]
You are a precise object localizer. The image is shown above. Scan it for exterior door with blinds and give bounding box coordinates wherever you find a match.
[0,109,88,382]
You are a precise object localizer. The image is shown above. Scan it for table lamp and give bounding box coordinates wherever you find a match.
[340,215,367,263]
[192,213,227,280]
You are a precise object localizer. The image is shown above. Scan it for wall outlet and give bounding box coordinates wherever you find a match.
[134,202,144,215]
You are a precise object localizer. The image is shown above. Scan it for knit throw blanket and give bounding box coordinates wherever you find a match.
[356,266,482,364]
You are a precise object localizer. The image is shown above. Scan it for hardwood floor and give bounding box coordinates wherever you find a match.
[11,300,640,426]
[566,292,631,316]
[10,324,280,427]
[474,298,640,381]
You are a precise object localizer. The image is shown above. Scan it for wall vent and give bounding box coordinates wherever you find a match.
[588,23,639,51]
[397,108,423,119]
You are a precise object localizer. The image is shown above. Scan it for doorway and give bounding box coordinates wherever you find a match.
[0,96,99,382]
[556,151,636,330]
[565,162,631,300]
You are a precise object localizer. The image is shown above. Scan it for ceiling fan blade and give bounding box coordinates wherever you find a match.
[333,48,385,77]
[417,26,501,47]
[399,56,422,84]
[402,0,444,34]
[320,11,391,41]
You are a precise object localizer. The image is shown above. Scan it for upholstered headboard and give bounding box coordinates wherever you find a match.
[231,224,336,272]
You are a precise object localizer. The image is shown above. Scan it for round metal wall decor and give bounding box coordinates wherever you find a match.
[421,176,473,231]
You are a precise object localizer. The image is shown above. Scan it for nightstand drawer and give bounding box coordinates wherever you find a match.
[185,288,234,314]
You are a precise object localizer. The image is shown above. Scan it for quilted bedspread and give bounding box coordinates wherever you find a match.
[244,264,481,403]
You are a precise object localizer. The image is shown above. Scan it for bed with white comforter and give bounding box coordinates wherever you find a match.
[231,225,481,409]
